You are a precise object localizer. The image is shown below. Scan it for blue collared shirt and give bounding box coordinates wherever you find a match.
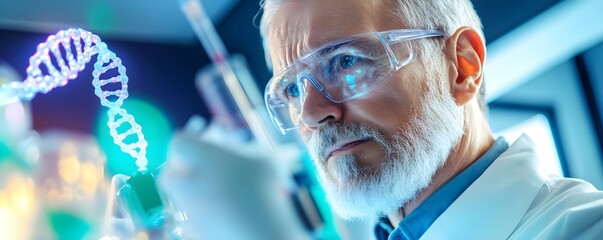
[374,138,509,240]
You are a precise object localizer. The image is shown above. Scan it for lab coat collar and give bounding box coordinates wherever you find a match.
[420,134,546,239]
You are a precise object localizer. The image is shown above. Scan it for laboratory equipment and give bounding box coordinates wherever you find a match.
[0,61,41,239]
[36,131,107,239]
[115,170,180,238]
[196,54,254,141]
[160,131,311,240]
[179,0,329,237]
[180,0,277,152]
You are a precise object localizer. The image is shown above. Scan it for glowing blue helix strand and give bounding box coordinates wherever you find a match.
[1,28,148,171]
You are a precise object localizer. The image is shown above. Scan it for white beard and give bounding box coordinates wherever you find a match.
[306,70,464,220]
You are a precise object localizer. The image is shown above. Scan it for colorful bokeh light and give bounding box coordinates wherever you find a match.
[95,98,172,175]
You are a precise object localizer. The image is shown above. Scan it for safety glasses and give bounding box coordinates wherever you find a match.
[264,29,447,134]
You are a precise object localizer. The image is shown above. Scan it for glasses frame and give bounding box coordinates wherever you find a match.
[265,29,448,134]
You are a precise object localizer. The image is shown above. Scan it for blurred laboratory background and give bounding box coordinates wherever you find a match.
[0,0,602,239]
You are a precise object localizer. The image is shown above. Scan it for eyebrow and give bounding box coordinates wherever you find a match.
[315,41,348,57]
[313,37,374,58]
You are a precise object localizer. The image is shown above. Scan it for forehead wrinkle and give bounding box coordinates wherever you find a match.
[267,0,390,73]
[273,22,359,73]
[271,30,310,73]
[269,17,313,73]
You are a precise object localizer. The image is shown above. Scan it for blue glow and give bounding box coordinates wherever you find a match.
[0,29,149,171]
[345,74,356,90]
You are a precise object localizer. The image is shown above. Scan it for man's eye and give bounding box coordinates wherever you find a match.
[339,55,358,69]
[325,54,364,77]
[285,83,300,98]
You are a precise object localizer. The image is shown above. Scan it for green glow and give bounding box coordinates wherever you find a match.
[46,209,91,240]
[301,152,341,239]
[95,98,172,175]
[345,74,356,90]
[87,2,115,31]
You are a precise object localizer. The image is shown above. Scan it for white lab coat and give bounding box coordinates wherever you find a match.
[421,135,603,240]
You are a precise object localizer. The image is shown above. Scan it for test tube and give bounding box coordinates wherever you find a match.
[179,0,277,152]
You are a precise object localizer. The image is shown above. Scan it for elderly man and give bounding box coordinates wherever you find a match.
[260,0,603,239]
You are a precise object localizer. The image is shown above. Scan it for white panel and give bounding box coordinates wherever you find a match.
[486,0,603,101]
[491,113,564,177]
[493,61,603,188]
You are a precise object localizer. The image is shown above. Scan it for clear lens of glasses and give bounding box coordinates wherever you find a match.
[265,29,445,134]
[265,33,410,132]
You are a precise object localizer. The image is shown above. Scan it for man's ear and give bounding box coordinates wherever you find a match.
[445,27,486,106]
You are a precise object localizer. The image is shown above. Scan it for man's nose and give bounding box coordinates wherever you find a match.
[299,81,343,130]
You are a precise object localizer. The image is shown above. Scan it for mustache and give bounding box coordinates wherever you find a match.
[307,122,379,161]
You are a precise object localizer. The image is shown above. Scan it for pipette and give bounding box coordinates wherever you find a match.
[179,0,277,152]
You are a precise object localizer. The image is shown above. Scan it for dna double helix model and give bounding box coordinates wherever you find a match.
[0,28,148,171]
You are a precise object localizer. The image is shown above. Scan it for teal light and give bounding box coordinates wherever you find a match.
[300,151,341,239]
[95,98,172,175]
[87,2,115,31]
[46,209,91,240]
[345,74,356,90]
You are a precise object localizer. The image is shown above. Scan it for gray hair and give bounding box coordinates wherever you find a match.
[259,0,488,115]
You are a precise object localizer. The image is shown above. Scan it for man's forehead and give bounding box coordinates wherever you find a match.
[267,0,385,72]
